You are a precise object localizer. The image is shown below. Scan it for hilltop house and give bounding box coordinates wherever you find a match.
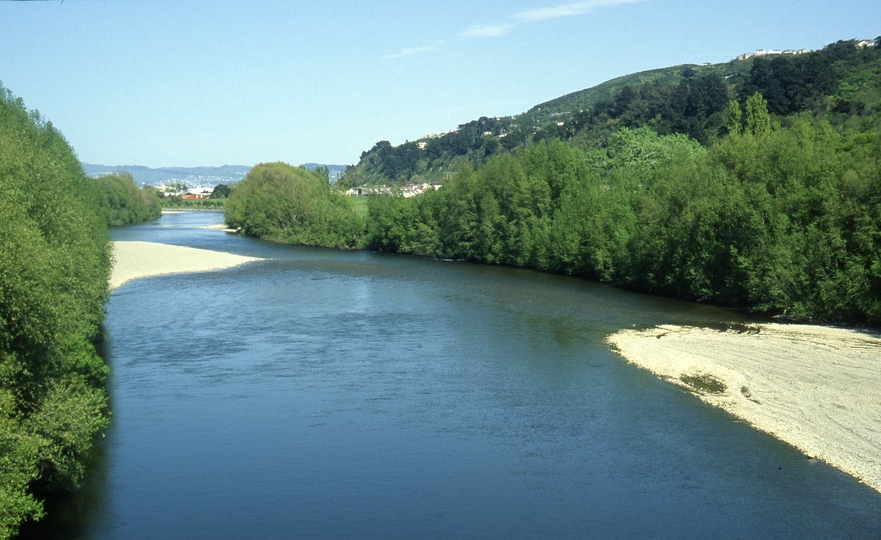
[737,48,809,61]
[346,183,441,198]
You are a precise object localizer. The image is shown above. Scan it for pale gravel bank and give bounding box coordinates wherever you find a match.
[606,323,881,493]
[110,241,264,290]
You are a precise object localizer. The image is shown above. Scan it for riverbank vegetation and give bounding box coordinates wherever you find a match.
[241,40,881,325]
[225,162,363,248]
[92,171,162,226]
[161,196,227,210]
[0,84,111,539]
[365,119,881,324]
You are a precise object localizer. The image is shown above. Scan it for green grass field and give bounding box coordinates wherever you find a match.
[353,197,368,218]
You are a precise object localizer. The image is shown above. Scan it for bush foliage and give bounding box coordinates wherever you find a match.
[0,84,111,539]
[225,162,363,249]
[364,120,881,324]
[161,196,226,209]
[92,171,162,226]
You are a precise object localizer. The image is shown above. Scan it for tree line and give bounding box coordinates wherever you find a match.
[225,162,363,249]
[92,171,162,226]
[230,91,881,325]
[364,108,881,324]
[0,83,113,539]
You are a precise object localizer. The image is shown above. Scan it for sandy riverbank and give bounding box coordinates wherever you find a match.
[110,241,264,290]
[606,323,881,493]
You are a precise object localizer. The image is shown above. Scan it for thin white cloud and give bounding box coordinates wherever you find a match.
[384,46,435,60]
[513,0,640,22]
[387,0,640,57]
[383,41,447,60]
[460,23,516,38]
[461,0,642,39]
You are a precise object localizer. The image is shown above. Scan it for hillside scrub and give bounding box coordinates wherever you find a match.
[0,83,111,539]
[93,171,162,226]
[346,39,881,187]
[225,162,363,249]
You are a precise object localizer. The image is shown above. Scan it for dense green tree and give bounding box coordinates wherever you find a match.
[666,73,729,143]
[310,165,331,184]
[0,83,111,539]
[359,119,881,324]
[225,162,363,248]
[724,100,743,135]
[745,92,772,136]
[210,184,231,198]
[161,196,226,209]
[92,171,162,226]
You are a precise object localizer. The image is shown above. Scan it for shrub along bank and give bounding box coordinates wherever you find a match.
[0,84,112,539]
[364,114,881,325]
[230,101,881,325]
[225,162,363,249]
[92,171,162,226]
[161,196,227,210]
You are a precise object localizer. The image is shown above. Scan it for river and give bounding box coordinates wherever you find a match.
[21,211,881,539]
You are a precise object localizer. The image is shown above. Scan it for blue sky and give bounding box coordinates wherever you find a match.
[0,0,877,167]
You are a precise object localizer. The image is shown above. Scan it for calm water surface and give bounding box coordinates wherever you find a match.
[22,211,881,539]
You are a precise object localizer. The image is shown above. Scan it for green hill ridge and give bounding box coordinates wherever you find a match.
[341,38,880,187]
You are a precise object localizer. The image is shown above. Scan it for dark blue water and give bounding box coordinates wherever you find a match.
[22,212,881,539]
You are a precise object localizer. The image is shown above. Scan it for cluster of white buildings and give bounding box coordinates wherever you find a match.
[346,183,441,198]
[737,48,810,61]
[737,40,876,61]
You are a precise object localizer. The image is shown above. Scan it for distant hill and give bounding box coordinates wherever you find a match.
[82,163,348,187]
[81,164,252,187]
[345,37,879,186]
[301,163,347,183]
[523,59,755,120]
[342,58,756,186]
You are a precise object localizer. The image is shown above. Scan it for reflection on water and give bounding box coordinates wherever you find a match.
[21,212,881,539]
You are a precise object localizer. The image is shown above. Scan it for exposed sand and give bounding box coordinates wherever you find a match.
[110,241,263,290]
[606,323,881,493]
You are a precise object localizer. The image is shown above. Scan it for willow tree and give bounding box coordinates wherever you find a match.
[0,83,111,539]
[93,171,162,226]
[225,162,364,249]
[745,91,772,136]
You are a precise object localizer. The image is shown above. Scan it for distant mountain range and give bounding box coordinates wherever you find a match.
[82,163,347,187]
[81,164,252,187]
[301,163,348,183]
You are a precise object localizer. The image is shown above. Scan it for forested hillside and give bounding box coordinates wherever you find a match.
[342,38,881,187]
[0,84,112,538]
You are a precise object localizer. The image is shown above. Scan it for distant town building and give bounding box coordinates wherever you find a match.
[736,42,870,61]
[345,183,441,198]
